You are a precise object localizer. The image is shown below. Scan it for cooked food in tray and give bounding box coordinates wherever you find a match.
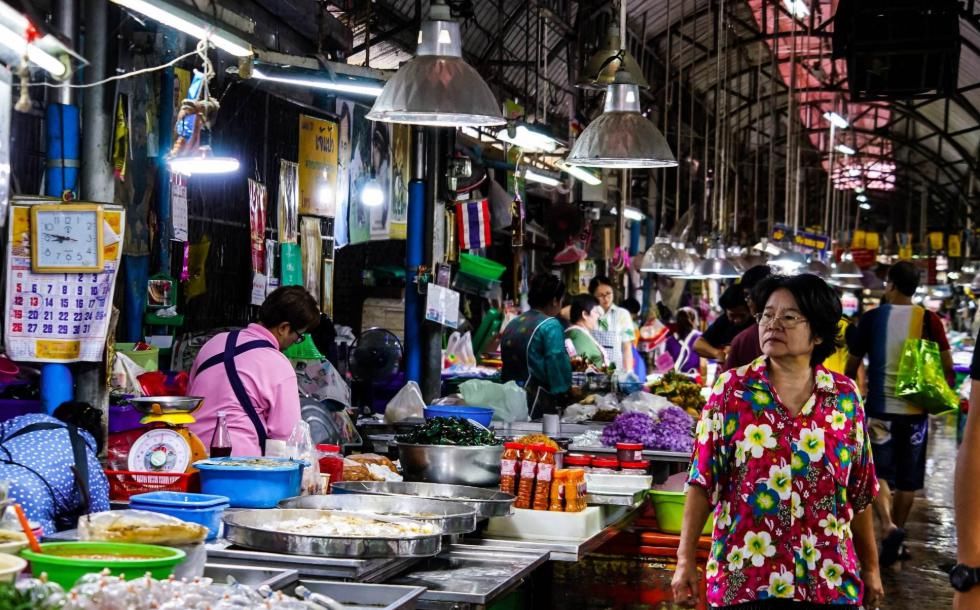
[271,512,440,538]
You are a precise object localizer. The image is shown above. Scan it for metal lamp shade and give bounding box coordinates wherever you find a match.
[769,249,807,273]
[640,237,682,275]
[367,17,504,127]
[696,248,741,279]
[831,255,863,279]
[566,75,677,168]
[805,259,831,279]
[576,25,649,90]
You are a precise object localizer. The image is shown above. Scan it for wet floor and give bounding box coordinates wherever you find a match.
[879,418,957,609]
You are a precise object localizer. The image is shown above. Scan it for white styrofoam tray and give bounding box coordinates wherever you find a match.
[485,506,603,541]
[584,472,653,493]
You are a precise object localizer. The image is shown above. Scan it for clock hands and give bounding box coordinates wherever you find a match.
[42,232,78,243]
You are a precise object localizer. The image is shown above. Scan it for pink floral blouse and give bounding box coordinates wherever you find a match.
[688,357,878,607]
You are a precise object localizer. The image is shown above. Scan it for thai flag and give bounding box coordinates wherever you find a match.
[456,198,492,250]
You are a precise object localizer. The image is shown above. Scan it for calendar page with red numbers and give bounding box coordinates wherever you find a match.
[4,202,125,363]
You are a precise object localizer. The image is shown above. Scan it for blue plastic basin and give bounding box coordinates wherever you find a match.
[192,458,306,509]
[423,406,494,427]
[129,491,229,541]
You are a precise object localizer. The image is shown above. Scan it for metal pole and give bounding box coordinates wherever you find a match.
[56,0,77,105]
[404,127,426,383]
[421,127,446,402]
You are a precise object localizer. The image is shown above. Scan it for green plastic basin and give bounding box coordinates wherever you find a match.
[21,542,185,589]
[649,490,713,535]
[458,253,506,281]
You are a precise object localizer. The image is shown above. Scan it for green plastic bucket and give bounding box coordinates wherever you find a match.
[21,542,185,589]
[649,490,713,535]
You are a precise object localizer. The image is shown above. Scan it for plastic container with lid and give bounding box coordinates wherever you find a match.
[621,459,651,475]
[591,456,620,473]
[315,444,345,493]
[616,442,644,463]
[564,454,593,469]
[129,491,230,541]
[532,446,557,511]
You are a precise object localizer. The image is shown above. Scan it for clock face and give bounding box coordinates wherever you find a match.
[33,207,103,271]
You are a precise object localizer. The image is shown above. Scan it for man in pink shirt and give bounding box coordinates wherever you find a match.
[188,286,320,456]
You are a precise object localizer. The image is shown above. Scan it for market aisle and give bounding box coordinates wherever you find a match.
[880,418,957,609]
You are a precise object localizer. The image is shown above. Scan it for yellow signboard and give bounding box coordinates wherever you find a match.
[298,114,339,217]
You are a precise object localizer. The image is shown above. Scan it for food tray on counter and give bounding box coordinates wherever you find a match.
[275,578,427,610]
[332,481,515,520]
[222,509,443,559]
[278,494,479,536]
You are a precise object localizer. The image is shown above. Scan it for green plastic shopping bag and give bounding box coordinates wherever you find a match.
[895,307,959,415]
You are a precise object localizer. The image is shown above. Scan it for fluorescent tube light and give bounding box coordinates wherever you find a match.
[111,0,253,57]
[495,124,559,153]
[823,111,849,129]
[836,144,855,155]
[525,168,561,187]
[0,22,65,76]
[556,160,602,186]
[168,154,240,176]
[623,207,644,221]
[251,67,382,97]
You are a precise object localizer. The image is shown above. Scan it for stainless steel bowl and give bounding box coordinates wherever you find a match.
[128,396,204,415]
[396,443,503,487]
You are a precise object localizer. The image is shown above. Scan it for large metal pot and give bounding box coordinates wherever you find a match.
[396,443,502,487]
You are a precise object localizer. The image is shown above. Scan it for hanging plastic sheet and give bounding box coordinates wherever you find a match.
[278,160,299,243]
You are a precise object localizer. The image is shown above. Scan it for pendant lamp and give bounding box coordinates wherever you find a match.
[576,24,648,90]
[565,69,678,168]
[696,245,741,279]
[366,1,504,127]
[832,252,863,278]
[804,259,831,279]
[769,249,807,273]
[640,236,683,275]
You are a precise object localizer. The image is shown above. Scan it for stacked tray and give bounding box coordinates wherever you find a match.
[222,508,443,559]
[277,494,479,536]
[331,481,515,520]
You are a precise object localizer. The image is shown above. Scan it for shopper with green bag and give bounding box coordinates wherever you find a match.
[846,261,955,567]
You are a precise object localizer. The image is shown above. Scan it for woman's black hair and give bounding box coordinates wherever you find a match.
[620,297,641,316]
[569,294,600,325]
[259,286,321,334]
[753,274,843,365]
[528,273,566,309]
[53,401,104,454]
[588,275,613,295]
[719,283,749,311]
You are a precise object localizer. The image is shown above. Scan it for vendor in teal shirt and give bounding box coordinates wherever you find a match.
[501,273,572,416]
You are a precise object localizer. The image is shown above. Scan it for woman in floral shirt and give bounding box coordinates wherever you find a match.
[672,274,884,610]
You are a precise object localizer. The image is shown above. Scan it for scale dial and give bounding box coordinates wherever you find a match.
[128,428,193,473]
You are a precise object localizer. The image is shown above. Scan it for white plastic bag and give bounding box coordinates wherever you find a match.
[620,391,672,417]
[562,403,598,423]
[445,331,477,370]
[384,381,426,423]
[459,379,529,422]
[285,420,320,495]
[110,352,147,394]
[78,509,208,545]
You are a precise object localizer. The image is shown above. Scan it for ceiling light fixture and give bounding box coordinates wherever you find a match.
[696,244,741,279]
[836,144,856,155]
[769,249,807,273]
[832,253,864,279]
[555,160,602,186]
[167,138,240,176]
[623,206,644,221]
[640,236,682,275]
[367,0,504,127]
[250,67,382,97]
[783,0,810,19]
[111,0,253,57]
[495,123,560,153]
[822,111,849,129]
[859,202,871,210]
[576,23,648,89]
[525,168,561,187]
[0,22,65,76]
[565,69,677,168]
[857,194,868,202]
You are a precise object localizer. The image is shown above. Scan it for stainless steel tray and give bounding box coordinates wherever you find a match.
[278,494,479,536]
[222,509,443,559]
[203,563,298,589]
[332,481,515,520]
[277,577,427,610]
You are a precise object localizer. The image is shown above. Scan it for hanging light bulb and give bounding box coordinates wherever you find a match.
[566,69,677,168]
[640,236,682,275]
[366,1,504,126]
[361,176,385,207]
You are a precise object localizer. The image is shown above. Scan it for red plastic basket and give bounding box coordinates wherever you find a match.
[105,470,198,501]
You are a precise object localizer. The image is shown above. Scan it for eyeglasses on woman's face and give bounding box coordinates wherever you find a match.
[755,311,808,329]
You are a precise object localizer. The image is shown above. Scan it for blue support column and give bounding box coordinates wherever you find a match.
[41,103,80,413]
[405,128,426,383]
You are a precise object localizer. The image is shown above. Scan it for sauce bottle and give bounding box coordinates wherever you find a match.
[499,442,522,495]
[532,446,556,511]
[316,444,345,493]
[549,469,566,511]
[514,444,536,509]
[209,411,233,457]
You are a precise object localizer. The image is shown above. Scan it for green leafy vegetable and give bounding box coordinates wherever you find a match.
[397,417,501,446]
